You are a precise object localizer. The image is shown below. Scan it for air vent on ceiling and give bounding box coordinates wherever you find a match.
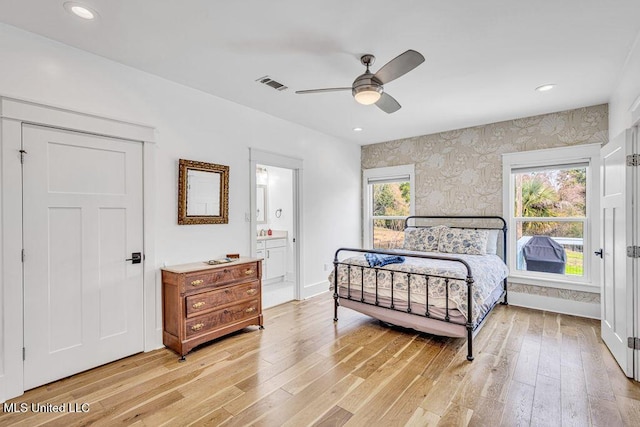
[256,76,288,92]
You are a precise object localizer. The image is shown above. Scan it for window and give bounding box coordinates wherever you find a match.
[363,165,415,249]
[502,144,600,289]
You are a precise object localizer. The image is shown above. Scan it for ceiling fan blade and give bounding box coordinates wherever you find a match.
[375,92,401,114]
[374,50,425,85]
[295,87,352,94]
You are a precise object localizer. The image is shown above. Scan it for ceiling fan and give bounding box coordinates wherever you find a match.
[295,50,425,114]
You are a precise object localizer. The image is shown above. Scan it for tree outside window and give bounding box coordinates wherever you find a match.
[514,167,586,276]
[372,181,410,249]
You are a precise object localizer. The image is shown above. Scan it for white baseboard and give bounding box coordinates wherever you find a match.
[301,280,330,299]
[508,291,600,319]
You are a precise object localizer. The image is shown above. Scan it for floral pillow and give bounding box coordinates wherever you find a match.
[403,225,446,252]
[438,228,489,255]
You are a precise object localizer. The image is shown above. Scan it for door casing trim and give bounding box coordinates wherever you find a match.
[249,148,304,301]
[0,96,159,402]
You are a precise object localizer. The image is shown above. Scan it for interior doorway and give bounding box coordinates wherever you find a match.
[0,96,157,402]
[249,149,302,309]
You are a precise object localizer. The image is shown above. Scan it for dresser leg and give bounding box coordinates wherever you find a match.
[179,355,186,362]
[259,325,265,330]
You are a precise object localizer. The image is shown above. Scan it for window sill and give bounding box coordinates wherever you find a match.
[508,274,599,293]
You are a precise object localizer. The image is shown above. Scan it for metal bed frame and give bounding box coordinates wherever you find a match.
[332,215,508,361]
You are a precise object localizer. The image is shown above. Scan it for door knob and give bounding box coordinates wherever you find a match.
[594,249,603,258]
[126,252,142,264]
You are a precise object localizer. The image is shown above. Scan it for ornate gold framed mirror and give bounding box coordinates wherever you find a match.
[178,159,229,224]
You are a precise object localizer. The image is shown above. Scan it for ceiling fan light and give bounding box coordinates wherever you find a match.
[354,87,382,105]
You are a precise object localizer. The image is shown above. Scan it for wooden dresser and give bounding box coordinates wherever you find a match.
[161,257,263,357]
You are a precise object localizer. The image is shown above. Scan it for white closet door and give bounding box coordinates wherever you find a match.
[600,129,634,377]
[22,125,144,389]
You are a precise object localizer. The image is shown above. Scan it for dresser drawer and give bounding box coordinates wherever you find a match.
[185,281,260,317]
[183,262,259,293]
[185,298,260,338]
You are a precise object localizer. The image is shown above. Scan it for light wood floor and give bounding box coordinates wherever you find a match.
[2,293,640,426]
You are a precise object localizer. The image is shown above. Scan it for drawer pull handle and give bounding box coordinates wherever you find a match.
[192,302,206,309]
[190,279,204,286]
[244,269,255,275]
[191,323,205,331]
[246,289,257,296]
[246,307,256,313]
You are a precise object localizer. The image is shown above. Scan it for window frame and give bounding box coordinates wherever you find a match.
[363,165,415,249]
[502,144,601,291]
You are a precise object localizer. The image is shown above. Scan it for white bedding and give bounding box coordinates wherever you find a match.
[331,250,508,324]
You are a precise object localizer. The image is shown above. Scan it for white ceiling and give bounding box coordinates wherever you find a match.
[1,0,639,145]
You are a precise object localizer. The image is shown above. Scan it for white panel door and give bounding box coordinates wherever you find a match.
[22,125,144,389]
[600,130,634,377]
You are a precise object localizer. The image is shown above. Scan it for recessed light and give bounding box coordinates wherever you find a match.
[535,84,556,92]
[353,127,363,132]
[64,2,98,20]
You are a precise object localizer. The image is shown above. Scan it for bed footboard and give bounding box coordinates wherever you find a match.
[332,215,508,362]
[333,247,478,361]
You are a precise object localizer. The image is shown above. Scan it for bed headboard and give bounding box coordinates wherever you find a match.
[403,215,508,262]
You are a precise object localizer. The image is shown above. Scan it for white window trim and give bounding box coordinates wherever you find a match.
[502,143,601,291]
[363,165,415,249]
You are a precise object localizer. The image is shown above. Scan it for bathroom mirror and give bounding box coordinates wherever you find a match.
[178,159,229,224]
[256,185,268,224]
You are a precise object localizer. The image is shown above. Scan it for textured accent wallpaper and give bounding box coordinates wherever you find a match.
[362,104,608,303]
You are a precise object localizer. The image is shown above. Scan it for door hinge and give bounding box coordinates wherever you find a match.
[627,154,640,166]
[627,246,640,258]
[22,347,25,361]
[628,337,640,350]
[19,149,27,164]
[21,249,25,263]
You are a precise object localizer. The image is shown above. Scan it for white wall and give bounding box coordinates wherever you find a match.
[0,22,360,280]
[0,23,360,399]
[609,29,640,137]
